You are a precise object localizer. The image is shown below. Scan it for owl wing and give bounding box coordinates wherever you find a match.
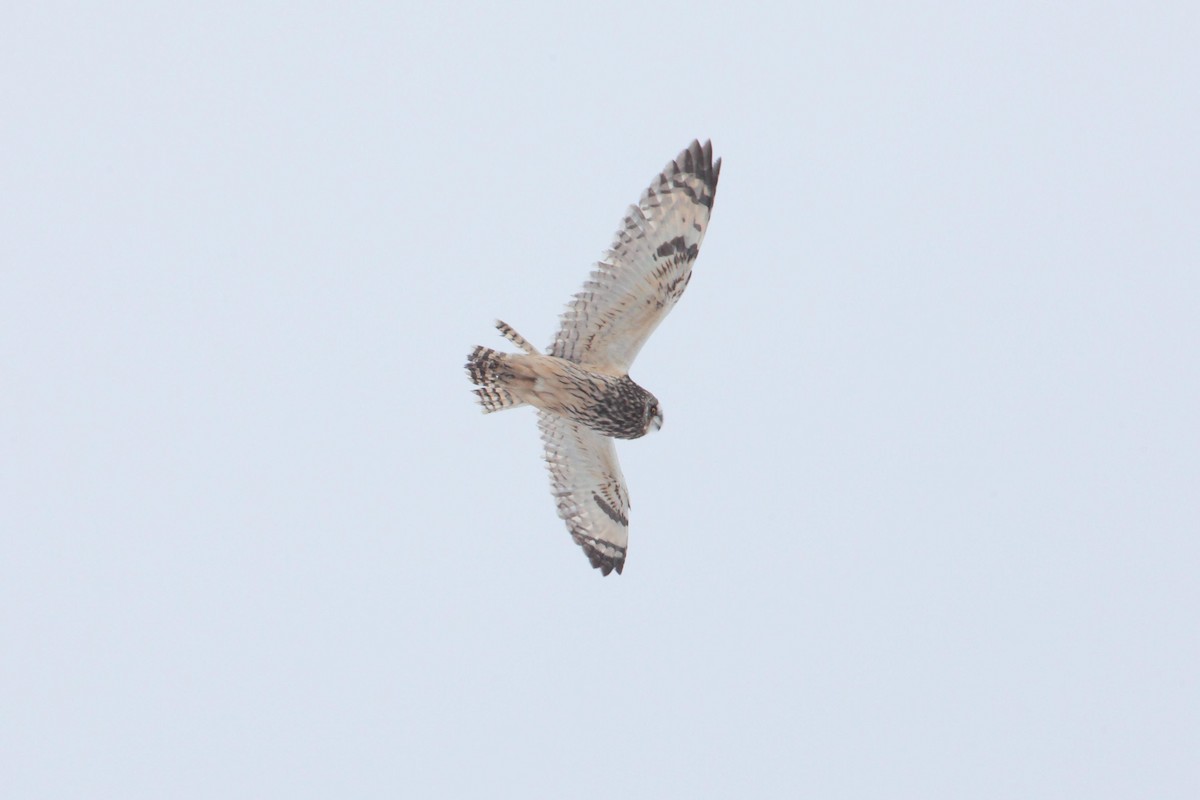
[550,140,721,373]
[538,411,630,575]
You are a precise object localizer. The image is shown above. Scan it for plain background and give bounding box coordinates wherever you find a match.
[3,2,1197,797]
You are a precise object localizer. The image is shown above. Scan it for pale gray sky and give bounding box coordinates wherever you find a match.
[2,2,1197,797]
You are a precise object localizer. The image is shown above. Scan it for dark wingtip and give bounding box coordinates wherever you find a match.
[583,545,625,577]
[669,139,720,194]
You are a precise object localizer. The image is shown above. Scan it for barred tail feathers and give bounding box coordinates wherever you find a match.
[495,319,540,355]
[465,346,527,413]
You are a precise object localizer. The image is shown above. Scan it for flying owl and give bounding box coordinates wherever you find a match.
[465,140,721,575]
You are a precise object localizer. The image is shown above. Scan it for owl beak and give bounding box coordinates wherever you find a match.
[650,411,663,433]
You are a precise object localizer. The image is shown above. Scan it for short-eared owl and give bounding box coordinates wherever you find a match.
[466,141,721,575]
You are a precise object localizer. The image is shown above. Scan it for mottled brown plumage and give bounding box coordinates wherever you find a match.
[466,346,660,439]
[465,140,721,575]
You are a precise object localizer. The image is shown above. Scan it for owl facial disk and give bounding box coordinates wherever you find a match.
[648,402,663,433]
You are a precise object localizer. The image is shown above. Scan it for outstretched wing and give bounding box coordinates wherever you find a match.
[538,411,630,575]
[551,140,721,372]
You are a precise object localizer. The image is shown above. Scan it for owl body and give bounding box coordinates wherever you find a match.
[466,345,661,440]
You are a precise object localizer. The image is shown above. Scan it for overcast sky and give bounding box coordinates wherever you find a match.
[2,2,1197,798]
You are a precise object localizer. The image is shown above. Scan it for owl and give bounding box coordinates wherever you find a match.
[466,140,721,574]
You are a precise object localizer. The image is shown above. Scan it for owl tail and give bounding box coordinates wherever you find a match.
[465,321,542,413]
[465,346,528,413]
